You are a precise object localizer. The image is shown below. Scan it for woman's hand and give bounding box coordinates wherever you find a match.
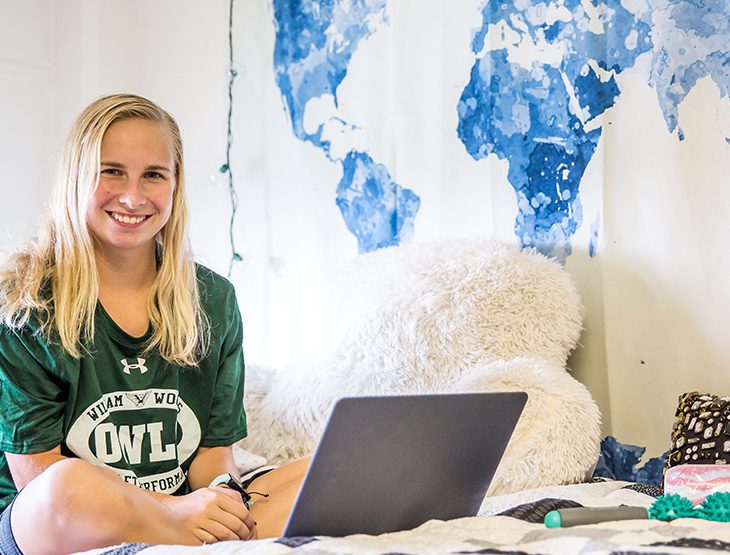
[163,486,257,543]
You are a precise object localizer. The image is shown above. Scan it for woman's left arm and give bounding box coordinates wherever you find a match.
[187,445,240,491]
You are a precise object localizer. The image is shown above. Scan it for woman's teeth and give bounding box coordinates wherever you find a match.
[112,213,146,224]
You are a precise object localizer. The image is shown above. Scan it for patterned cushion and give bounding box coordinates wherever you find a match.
[667,392,730,469]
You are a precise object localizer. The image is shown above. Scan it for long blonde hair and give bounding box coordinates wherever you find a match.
[0,94,208,366]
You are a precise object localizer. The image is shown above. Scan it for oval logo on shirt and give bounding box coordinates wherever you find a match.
[66,388,201,494]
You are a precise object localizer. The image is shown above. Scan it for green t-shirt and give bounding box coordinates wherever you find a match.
[0,265,247,511]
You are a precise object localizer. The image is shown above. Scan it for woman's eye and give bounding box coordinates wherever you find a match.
[100,168,122,176]
[144,172,165,180]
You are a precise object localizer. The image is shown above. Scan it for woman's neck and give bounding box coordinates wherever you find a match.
[95,244,158,297]
[94,245,157,337]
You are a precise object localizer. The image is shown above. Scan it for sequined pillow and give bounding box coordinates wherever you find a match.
[667,392,730,469]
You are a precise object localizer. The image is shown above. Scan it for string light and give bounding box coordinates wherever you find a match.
[221,0,241,277]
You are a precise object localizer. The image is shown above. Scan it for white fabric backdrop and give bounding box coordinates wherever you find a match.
[1,0,729,457]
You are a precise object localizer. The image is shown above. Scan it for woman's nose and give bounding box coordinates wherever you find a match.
[118,178,146,209]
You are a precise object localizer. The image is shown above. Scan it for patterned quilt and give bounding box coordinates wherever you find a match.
[87,480,730,555]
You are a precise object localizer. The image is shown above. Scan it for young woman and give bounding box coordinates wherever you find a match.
[0,94,305,554]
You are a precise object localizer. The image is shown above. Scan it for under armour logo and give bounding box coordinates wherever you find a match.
[121,358,148,375]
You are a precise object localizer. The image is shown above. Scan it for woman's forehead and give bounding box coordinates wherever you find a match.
[100,118,175,165]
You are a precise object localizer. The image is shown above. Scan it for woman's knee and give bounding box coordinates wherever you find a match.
[249,457,309,493]
[39,459,115,505]
[16,459,133,528]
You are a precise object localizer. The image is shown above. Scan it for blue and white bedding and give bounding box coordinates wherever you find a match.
[89,480,730,555]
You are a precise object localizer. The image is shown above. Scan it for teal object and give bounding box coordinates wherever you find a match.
[649,492,730,522]
[697,492,730,522]
[544,510,562,528]
[648,494,696,521]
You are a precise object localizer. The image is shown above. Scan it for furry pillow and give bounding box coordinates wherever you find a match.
[447,357,601,495]
[240,239,599,494]
[317,239,584,373]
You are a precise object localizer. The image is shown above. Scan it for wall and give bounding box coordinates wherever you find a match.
[0,1,55,253]
[2,0,729,459]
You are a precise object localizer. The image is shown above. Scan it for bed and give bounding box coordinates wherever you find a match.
[89,480,730,555]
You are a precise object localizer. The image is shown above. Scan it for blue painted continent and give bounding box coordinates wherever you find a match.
[458,0,652,260]
[272,0,420,252]
[649,0,730,139]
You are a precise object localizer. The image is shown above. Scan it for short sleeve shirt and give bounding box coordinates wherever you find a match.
[0,265,247,511]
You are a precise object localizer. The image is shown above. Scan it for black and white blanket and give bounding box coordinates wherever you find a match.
[87,481,730,555]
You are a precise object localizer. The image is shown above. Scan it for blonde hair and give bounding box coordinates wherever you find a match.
[0,93,208,366]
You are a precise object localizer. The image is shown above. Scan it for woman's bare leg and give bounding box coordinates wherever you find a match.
[11,458,199,555]
[248,458,309,538]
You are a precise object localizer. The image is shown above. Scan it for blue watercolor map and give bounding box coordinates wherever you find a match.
[272,0,730,259]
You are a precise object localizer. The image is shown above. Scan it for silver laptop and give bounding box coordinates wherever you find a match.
[282,391,527,537]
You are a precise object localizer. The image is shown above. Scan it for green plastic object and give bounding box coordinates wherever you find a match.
[544,510,562,528]
[648,494,697,521]
[697,492,730,522]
